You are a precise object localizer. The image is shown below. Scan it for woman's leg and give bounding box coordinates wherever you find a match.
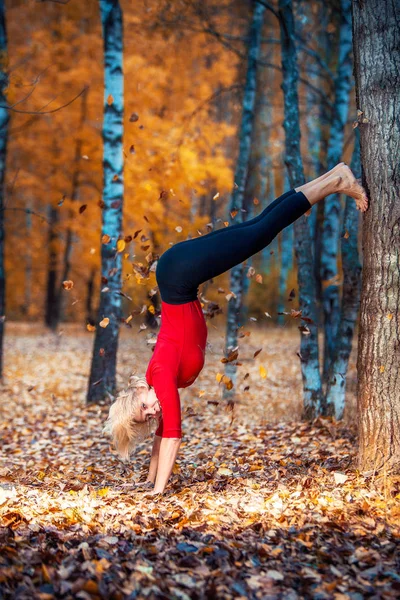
[156,164,368,301]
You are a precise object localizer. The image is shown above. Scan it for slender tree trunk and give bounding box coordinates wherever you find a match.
[59,89,88,322]
[352,0,400,473]
[224,1,266,394]
[0,0,9,381]
[277,170,293,325]
[320,0,353,379]
[45,203,61,330]
[279,0,322,418]
[86,266,97,327]
[325,127,361,417]
[24,198,32,318]
[87,0,124,403]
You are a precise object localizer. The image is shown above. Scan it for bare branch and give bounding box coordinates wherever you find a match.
[0,85,89,115]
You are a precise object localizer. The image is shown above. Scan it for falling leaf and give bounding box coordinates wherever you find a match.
[265,312,272,318]
[117,239,126,252]
[175,226,183,233]
[387,313,393,320]
[86,323,96,332]
[379,365,385,373]
[58,194,66,206]
[255,274,263,284]
[102,234,111,244]
[129,112,139,122]
[259,365,267,379]
[344,230,350,239]
[213,192,220,200]
[62,280,74,291]
[129,145,135,154]
[107,94,113,105]
[253,197,259,205]
[99,318,109,328]
[253,348,262,358]
[79,204,87,214]
[230,209,238,219]
[223,221,229,227]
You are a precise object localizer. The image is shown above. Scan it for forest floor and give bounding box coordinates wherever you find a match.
[0,322,399,600]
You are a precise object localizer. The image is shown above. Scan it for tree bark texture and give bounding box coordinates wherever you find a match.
[87,0,124,403]
[279,0,322,418]
[352,0,400,473]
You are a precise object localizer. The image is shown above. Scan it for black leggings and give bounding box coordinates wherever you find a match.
[156,188,311,304]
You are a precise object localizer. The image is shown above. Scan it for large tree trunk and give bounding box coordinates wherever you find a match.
[223,1,265,394]
[352,0,400,473]
[320,0,353,380]
[0,0,9,381]
[87,0,124,403]
[278,0,322,418]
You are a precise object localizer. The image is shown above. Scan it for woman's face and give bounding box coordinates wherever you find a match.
[134,386,162,423]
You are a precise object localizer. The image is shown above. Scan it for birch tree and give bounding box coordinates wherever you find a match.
[87,0,124,403]
[278,0,322,418]
[224,0,266,391]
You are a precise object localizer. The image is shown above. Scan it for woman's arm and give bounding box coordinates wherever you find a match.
[153,437,181,493]
[148,363,183,493]
[145,434,162,483]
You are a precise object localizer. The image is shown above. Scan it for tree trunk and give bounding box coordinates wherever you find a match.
[325,127,361,417]
[0,0,9,381]
[320,0,353,380]
[278,0,322,418]
[352,0,400,473]
[59,89,88,322]
[45,203,61,330]
[87,0,124,403]
[223,1,266,394]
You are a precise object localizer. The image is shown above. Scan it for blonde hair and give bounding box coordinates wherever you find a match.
[103,373,158,460]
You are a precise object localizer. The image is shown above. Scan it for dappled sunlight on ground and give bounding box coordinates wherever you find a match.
[1,323,398,599]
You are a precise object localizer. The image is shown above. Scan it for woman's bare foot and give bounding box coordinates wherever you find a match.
[295,163,369,212]
[334,164,369,212]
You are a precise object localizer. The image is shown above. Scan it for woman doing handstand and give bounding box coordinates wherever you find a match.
[104,163,368,494]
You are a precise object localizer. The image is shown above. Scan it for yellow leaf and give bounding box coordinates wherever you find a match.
[387,313,393,320]
[99,318,110,328]
[41,564,51,583]
[97,488,110,497]
[86,324,96,332]
[379,365,385,373]
[148,305,155,314]
[117,239,126,252]
[259,365,267,379]
[216,372,223,383]
[218,467,233,476]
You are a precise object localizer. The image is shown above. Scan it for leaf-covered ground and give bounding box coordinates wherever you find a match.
[1,323,399,600]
